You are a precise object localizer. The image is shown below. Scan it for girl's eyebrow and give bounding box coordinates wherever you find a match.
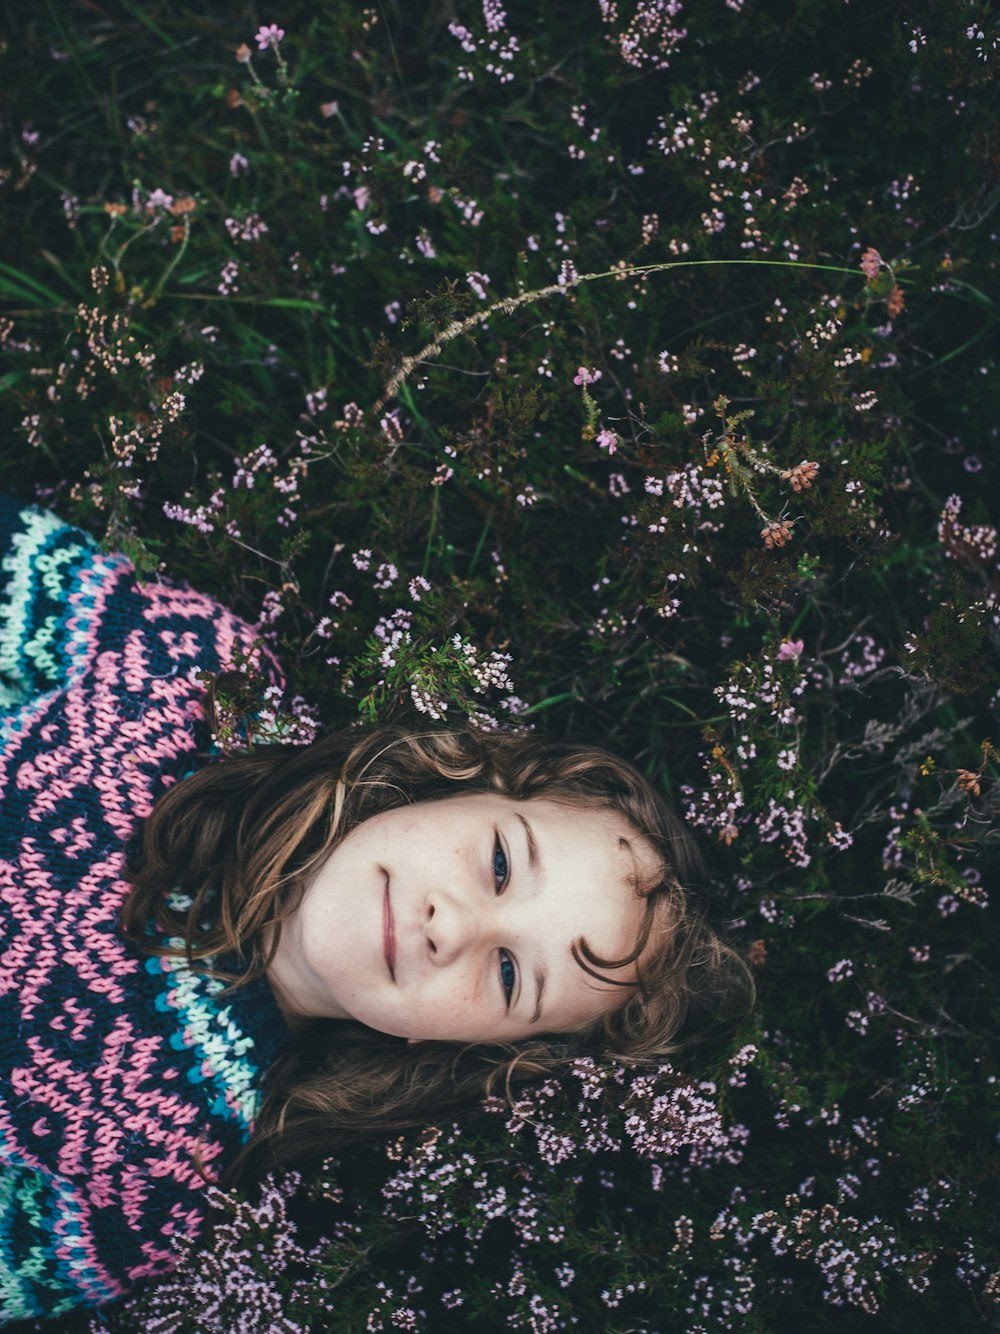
[530,965,546,1025]
[516,813,540,876]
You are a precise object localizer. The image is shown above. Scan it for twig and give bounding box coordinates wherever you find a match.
[372,279,568,416]
[371,258,860,417]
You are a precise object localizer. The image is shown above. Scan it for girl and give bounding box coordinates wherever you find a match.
[0,494,753,1324]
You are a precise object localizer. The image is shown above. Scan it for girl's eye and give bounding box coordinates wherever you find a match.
[498,949,517,1006]
[492,835,509,892]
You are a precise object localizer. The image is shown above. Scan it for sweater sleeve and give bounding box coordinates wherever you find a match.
[0,962,293,1325]
[0,495,114,706]
[0,1161,115,1322]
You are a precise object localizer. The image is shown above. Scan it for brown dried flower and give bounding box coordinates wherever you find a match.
[748,939,768,967]
[956,769,981,797]
[782,460,820,493]
[887,284,905,318]
[761,519,794,549]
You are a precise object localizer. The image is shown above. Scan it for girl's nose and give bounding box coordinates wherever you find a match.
[423,891,487,964]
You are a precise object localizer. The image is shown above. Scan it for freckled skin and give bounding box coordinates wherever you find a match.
[265,793,656,1042]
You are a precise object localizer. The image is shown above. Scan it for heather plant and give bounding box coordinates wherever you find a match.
[1,0,998,1330]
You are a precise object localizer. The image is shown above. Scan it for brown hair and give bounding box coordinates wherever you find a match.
[121,724,755,1195]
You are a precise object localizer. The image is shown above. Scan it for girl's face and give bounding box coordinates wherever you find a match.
[265,792,658,1042]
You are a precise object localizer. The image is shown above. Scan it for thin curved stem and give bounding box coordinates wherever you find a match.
[370,258,863,416]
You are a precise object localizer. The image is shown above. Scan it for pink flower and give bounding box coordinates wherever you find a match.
[573,366,602,386]
[596,429,618,455]
[255,24,285,51]
[860,246,882,282]
[777,639,804,662]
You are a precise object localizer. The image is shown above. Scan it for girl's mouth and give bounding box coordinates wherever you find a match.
[383,878,396,980]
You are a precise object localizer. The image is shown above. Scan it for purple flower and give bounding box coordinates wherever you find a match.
[144,188,174,212]
[777,639,804,662]
[255,23,285,50]
[596,429,618,454]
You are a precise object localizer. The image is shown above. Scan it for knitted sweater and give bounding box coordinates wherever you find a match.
[0,496,292,1324]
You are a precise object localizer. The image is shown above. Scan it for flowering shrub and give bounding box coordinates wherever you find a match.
[1,0,998,1330]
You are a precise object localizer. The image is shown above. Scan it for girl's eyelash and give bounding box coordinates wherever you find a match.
[492,834,515,1005]
[492,833,509,892]
[498,948,517,1006]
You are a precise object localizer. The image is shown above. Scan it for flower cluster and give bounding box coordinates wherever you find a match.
[448,2,521,84]
[92,1172,337,1333]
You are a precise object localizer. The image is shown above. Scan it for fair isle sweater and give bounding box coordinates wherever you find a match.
[0,496,292,1324]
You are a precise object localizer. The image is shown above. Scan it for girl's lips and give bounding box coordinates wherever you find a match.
[383,878,396,981]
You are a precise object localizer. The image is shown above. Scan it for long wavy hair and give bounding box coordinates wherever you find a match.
[121,724,755,1195]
